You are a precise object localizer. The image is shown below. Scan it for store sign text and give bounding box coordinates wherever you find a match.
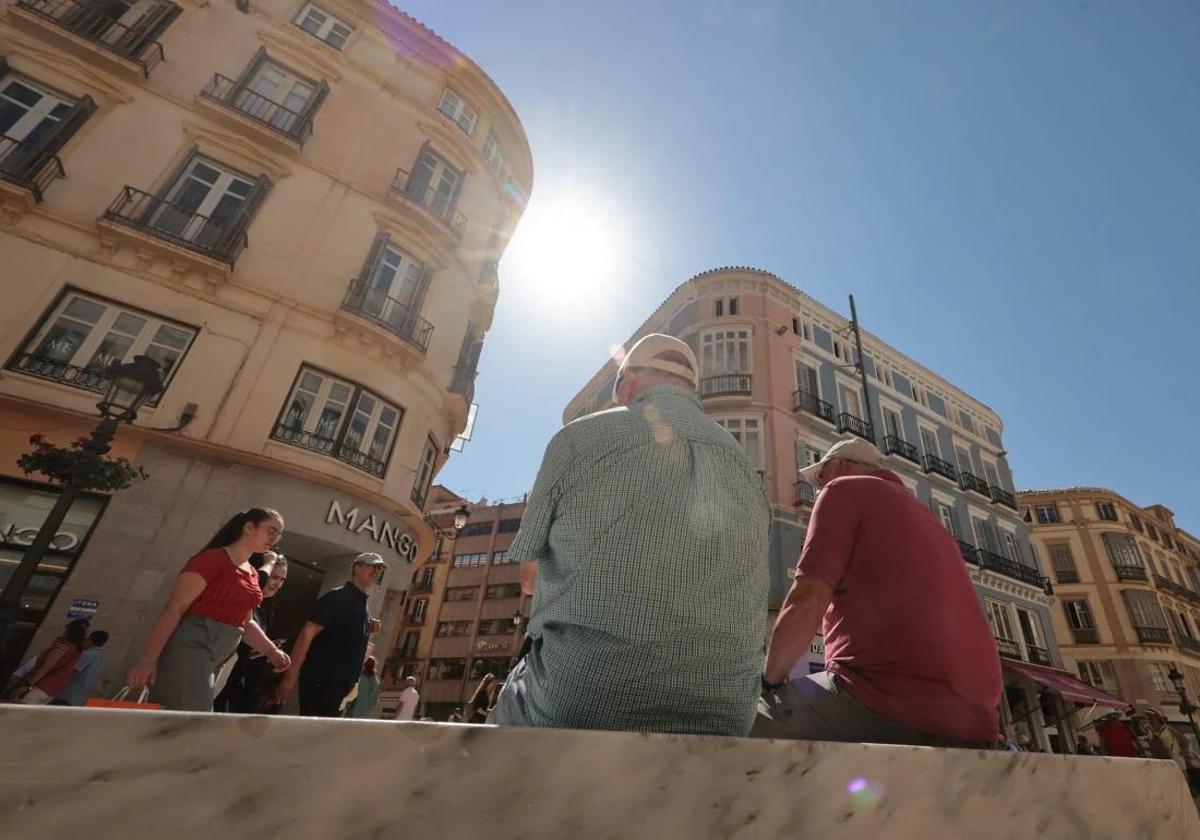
[326,500,417,562]
[1,523,81,552]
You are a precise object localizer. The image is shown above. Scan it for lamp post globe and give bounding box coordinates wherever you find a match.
[453,504,469,533]
[98,355,164,422]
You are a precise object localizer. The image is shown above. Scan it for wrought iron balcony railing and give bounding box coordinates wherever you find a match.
[15,0,174,76]
[883,435,919,463]
[700,374,751,397]
[1134,626,1171,645]
[989,485,1018,510]
[102,185,248,265]
[923,454,958,482]
[389,168,467,236]
[976,548,1047,588]
[1054,569,1081,584]
[1178,636,1200,657]
[959,471,991,498]
[792,389,835,424]
[1113,564,1148,582]
[1026,645,1053,667]
[837,412,873,442]
[9,353,108,393]
[995,637,1022,660]
[957,540,979,565]
[1071,627,1099,644]
[795,479,816,507]
[0,134,65,202]
[341,277,433,354]
[1152,574,1200,606]
[271,423,387,478]
[200,73,314,143]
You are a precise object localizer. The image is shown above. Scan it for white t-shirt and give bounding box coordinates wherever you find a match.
[394,687,419,720]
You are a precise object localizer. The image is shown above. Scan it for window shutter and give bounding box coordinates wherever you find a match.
[406,142,434,199]
[152,145,200,202]
[129,2,182,58]
[41,95,96,158]
[232,47,268,95]
[297,79,329,138]
[401,264,432,333]
[220,173,272,255]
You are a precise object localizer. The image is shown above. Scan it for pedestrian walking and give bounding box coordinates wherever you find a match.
[53,630,109,706]
[466,673,496,723]
[5,619,89,704]
[275,553,384,717]
[345,656,381,718]
[213,553,288,713]
[1075,734,1099,756]
[127,508,291,711]
[488,334,770,736]
[393,675,420,721]
[754,437,1002,747]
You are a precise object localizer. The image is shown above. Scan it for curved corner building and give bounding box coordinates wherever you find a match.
[0,0,531,688]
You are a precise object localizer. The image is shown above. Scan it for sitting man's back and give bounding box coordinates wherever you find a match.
[490,334,769,736]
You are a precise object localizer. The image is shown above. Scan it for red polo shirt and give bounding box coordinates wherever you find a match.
[182,548,262,628]
[796,469,1001,743]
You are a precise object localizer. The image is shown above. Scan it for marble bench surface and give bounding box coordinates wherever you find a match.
[0,706,1195,839]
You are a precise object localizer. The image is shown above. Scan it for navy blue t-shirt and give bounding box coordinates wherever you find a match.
[300,584,370,685]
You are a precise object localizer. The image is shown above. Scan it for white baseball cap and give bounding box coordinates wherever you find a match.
[798,437,884,484]
[616,334,699,389]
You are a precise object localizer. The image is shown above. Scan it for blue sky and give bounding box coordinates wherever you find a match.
[404,1,1200,533]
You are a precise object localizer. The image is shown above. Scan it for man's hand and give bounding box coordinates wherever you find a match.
[368,618,381,635]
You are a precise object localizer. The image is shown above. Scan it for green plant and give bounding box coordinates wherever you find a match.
[17,434,148,492]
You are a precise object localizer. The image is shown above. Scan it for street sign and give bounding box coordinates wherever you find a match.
[65,598,99,622]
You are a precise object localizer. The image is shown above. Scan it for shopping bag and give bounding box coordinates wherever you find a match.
[85,686,162,710]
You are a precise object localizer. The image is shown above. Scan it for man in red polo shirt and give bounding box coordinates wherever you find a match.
[754,437,1001,747]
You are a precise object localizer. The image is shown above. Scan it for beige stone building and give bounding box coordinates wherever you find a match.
[1021,488,1200,742]
[0,0,531,693]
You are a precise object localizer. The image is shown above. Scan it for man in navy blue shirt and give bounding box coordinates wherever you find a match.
[276,553,384,717]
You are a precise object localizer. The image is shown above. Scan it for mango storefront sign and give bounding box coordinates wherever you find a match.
[325,499,417,563]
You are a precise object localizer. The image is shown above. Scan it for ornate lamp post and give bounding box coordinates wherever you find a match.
[0,356,163,678]
[1167,664,1200,750]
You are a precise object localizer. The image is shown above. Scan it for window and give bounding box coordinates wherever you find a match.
[406,146,464,223]
[982,460,1000,489]
[985,599,1017,641]
[1163,533,1174,550]
[478,618,510,636]
[802,324,811,341]
[912,384,928,407]
[1048,543,1079,583]
[972,516,995,553]
[150,154,267,255]
[791,317,800,335]
[958,410,974,434]
[795,361,819,399]
[715,417,762,470]
[714,298,723,317]
[700,329,751,375]
[882,407,903,442]
[1130,514,1144,533]
[1147,523,1160,542]
[349,235,430,344]
[435,621,471,637]
[934,501,958,537]
[397,631,419,659]
[0,74,93,199]
[485,583,522,600]
[838,384,862,419]
[410,436,439,509]
[427,659,465,681]
[1035,505,1061,524]
[1063,599,1095,630]
[452,552,488,568]
[1076,660,1118,693]
[445,586,478,602]
[12,290,196,398]
[1103,533,1145,570]
[1122,589,1168,631]
[1016,608,1043,650]
[437,88,477,135]
[728,297,739,316]
[1001,530,1020,562]
[407,598,427,623]
[833,340,842,361]
[460,522,492,537]
[919,426,940,460]
[482,129,504,173]
[235,56,321,135]
[1148,662,1173,695]
[954,445,975,478]
[497,519,522,534]
[411,566,434,590]
[294,3,353,49]
[1096,502,1118,522]
[274,366,401,477]
[491,550,514,565]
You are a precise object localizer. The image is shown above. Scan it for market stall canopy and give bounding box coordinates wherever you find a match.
[1003,660,1131,710]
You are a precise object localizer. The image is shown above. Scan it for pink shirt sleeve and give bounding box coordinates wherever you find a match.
[794,478,862,591]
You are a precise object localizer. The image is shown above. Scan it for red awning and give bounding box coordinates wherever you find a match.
[1002,660,1131,710]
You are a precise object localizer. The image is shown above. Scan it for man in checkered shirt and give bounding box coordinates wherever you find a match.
[488,334,770,735]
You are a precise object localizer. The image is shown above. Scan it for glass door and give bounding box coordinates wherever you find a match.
[153,156,253,248]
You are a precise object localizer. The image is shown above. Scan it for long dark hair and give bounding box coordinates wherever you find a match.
[205,508,282,550]
[363,656,377,677]
[63,619,88,649]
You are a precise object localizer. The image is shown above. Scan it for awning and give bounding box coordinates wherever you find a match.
[1002,660,1131,711]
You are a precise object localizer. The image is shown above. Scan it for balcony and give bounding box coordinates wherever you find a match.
[1112,564,1147,582]
[270,423,387,478]
[1025,645,1052,667]
[1152,574,1200,606]
[989,485,1018,510]
[101,185,247,266]
[341,277,433,354]
[959,471,991,498]
[14,0,173,77]
[957,540,979,565]
[795,480,816,507]
[9,353,109,394]
[449,364,477,406]
[389,169,466,237]
[883,435,919,464]
[0,135,65,202]
[837,412,873,442]
[1178,636,1200,657]
[976,548,1047,588]
[923,454,958,482]
[793,390,835,424]
[700,374,751,398]
[200,74,314,144]
[1070,627,1100,644]
[1055,569,1080,584]
[1134,626,1171,645]
[995,637,1022,660]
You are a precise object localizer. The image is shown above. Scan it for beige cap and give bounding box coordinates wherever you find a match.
[617,334,699,388]
[798,436,884,484]
[352,552,387,568]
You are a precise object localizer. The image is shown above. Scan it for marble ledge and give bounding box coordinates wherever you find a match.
[0,705,1196,840]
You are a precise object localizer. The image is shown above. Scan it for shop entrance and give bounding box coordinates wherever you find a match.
[267,557,324,649]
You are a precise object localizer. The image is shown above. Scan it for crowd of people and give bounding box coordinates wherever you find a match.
[4,618,108,706]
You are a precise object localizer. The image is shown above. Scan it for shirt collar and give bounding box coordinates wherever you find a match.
[633,384,701,408]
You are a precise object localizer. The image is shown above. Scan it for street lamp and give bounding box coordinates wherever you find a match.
[0,355,163,679]
[452,504,469,533]
[1166,664,1200,749]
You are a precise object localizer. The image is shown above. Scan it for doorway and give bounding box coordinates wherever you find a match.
[268,556,324,650]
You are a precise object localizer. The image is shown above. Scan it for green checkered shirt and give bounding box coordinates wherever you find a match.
[510,385,770,735]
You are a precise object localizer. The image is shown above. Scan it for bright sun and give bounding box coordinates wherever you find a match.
[506,192,623,315]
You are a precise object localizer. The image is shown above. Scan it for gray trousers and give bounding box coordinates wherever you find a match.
[151,615,243,712]
[752,670,961,747]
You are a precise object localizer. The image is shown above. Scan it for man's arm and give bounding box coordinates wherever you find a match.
[520,562,538,596]
[764,577,833,684]
[274,621,323,701]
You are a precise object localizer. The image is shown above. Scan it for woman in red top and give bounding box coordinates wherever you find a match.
[128,508,291,711]
[8,619,88,704]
